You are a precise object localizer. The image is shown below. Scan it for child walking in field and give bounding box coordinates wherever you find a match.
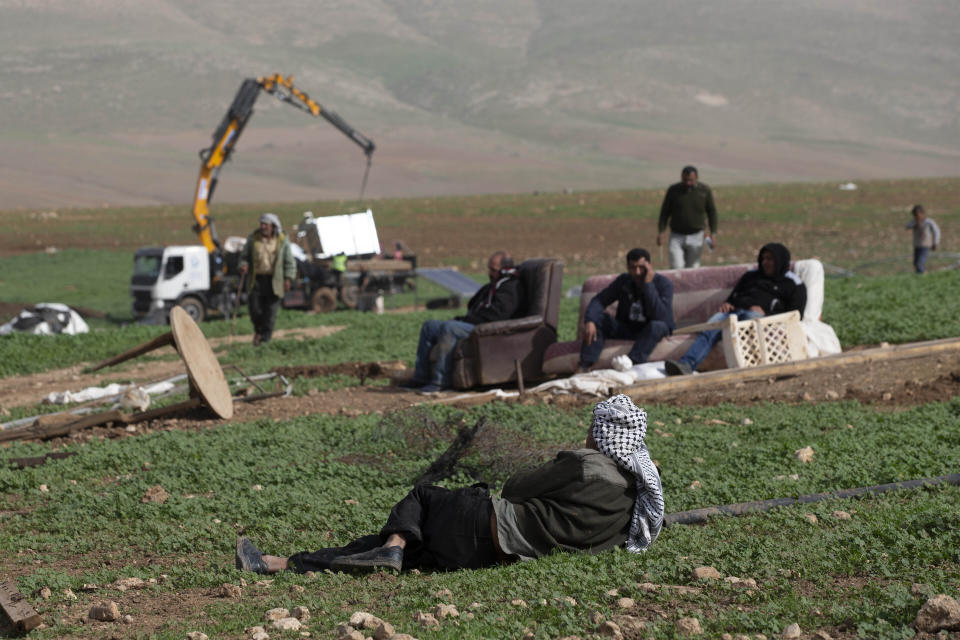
[905,204,941,274]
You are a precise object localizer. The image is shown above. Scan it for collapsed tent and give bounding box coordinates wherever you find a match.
[0,303,89,336]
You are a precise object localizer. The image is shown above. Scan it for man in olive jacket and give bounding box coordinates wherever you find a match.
[235,394,664,574]
[239,213,296,345]
[657,165,718,269]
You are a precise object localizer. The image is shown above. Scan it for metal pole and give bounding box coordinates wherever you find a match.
[229,272,246,344]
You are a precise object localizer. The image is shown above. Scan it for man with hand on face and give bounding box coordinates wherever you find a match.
[665,242,806,376]
[580,248,674,372]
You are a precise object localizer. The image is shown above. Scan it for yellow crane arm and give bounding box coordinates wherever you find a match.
[191,73,376,254]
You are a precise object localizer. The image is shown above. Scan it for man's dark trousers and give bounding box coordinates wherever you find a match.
[580,315,670,368]
[249,275,280,342]
[287,484,498,573]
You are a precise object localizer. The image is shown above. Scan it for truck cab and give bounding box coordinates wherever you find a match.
[130,246,212,323]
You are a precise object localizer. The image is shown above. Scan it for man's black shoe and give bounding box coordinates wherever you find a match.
[330,545,403,573]
[664,359,693,376]
[235,536,270,574]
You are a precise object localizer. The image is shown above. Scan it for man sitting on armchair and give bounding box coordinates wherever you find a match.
[404,251,523,392]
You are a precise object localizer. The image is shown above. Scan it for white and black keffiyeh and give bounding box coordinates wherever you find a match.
[591,394,664,553]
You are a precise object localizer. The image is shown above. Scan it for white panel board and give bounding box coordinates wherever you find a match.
[312,209,381,258]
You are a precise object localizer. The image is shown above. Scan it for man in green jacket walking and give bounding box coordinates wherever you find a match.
[235,394,664,573]
[657,165,718,270]
[239,213,296,345]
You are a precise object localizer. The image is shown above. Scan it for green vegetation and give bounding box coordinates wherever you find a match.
[2,264,960,380]
[1,401,957,639]
[1,180,959,638]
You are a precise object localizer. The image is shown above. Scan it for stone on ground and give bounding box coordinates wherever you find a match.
[414,611,439,629]
[434,603,459,618]
[612,615,645,635]
[692,566,722,580]
[271,617,301,631]
[915,594,960,632]
[88,601,120,622]
[141,484,170,503]
[292,606,310,621]
[677,617,703,635]
[264,607,290,621]
[373,620,395,639]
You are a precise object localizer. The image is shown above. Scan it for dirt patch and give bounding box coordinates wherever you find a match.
[626,351,960,409]
[8,347,960,451]
[0,325,345,411]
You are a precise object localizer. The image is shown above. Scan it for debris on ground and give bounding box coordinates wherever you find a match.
[0,303,89,336]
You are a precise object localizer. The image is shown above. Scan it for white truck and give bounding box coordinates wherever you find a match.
[130,240,244,324]
[130,210,414,322]
[129,72,376,324]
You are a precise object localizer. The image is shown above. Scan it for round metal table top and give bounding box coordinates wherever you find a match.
[169,306,233,419]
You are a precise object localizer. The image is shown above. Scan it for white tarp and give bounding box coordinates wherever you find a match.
[0,303,89,336]
[306,209,380,258]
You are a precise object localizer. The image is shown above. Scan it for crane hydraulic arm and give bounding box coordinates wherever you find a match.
[191,73,376,254]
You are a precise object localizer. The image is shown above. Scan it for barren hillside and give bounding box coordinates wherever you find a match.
[1,0,958,208]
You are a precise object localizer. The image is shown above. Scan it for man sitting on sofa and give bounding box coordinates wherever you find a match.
[580,248,675,372]
[665,242,806,375]
[404,250,523,392]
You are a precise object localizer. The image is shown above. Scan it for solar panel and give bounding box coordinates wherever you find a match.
[416,268,482,297]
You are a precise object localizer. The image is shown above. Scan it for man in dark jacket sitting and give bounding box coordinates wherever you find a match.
[665,242,807,375]
[235,394,664,574]
[580,248,675,371]
[404,251,523,392]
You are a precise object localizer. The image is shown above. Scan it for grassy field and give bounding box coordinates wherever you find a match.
[1,179,959,639]
[1,401,958,638]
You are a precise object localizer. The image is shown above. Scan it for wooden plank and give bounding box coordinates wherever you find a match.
[0,410,124,444]
[122,397,204,424]
[0,579,41,632]
[620,336,960,398]
[346,259,413,272]
[6,451,77,469]
[672,320,726,335]
[88,331,175,371]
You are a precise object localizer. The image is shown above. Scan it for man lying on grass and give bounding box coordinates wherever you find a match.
[236,394,664,574]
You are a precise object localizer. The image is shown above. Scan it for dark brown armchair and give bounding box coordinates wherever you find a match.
[450,258,564,390]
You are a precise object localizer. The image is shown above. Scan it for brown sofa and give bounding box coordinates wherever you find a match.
[542,264,755,375]
[542,260,832,376]
[450,258,564,389]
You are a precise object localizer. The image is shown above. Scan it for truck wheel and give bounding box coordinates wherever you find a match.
[177,296,206,323]
[311,287,337,313]
[340,285,360,310]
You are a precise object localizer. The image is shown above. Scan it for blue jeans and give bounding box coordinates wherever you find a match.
[679,309,763,371]
[580,316,671,368]
[914,247,930,273]
[412,319,475,388]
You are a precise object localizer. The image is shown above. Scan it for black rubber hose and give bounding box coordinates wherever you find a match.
[664,473,960,526]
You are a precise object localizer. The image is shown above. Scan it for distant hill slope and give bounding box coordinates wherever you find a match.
[1,0,958,208]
